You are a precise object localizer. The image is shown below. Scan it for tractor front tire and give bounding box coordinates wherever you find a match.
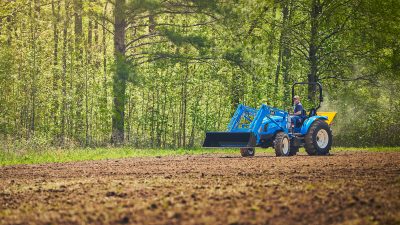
[304,120,332,155]
[240,148,255,157]
[274,132,290,156]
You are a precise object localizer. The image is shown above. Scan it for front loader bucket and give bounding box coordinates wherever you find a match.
[202,132,257,148]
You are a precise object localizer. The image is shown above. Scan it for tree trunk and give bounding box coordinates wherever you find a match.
[171,98,177,147]
[61,0,70,144]
[179,64,188,147]
[159,83,167,148]
[281,0,292,108]
[230,69,243,111]
[273,0,292,108]
[101,2,108,143]
[308,0,321,100]
[111,0,127,144]
[29,0,41,137]
[150,85,155,147]
[74,0,83,142]
[51,0,60,138]
[273,38,282,106]
[155,87,161,147]
[85,13,93,146]
[6,16,13,45]
[189,93,200,148]
[126,88,134,143]
[143,90,150,146]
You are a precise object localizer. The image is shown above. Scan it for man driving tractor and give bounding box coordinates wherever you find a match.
[291,95,305,127]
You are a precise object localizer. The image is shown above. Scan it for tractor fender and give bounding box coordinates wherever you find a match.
[300,116,328,135]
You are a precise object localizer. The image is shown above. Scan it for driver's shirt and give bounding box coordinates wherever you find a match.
[294,102,303,115]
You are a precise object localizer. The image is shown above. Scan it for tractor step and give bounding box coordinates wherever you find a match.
[202,132,257,148]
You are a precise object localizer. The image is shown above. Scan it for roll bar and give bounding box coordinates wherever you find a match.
[291,82,323,110]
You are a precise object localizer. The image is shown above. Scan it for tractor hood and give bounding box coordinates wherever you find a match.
[262,115,285,124]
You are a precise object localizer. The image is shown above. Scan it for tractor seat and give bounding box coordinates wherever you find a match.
[294,109,308,128]
[308,108,317,117]
[291,109,308,129]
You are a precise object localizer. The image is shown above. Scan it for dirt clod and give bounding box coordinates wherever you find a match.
[119,216,129,224]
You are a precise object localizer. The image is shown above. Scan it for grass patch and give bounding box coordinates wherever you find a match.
[0,147,398,166]
[332,147,400,152]
[0,148,274,166]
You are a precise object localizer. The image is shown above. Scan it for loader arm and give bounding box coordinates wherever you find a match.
[227,104,257,131]
[203,104,287,148]
[249,104,270,134]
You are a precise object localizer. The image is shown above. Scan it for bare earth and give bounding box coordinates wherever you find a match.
[1,151,399,225]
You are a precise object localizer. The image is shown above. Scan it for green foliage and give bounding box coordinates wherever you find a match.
[128,0,162,12]
[222,47,245,67]
[161,29,210,49]
[189,0,218,10]
[0,0,399,150]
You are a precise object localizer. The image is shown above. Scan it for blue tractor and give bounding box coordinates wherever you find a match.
[203,82,336,157]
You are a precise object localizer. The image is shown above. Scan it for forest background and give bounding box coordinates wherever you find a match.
[0,0,399,151]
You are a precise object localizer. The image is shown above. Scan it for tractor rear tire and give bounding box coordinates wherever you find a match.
[240,148,255,157]
[274,132,290,156]
[304,120,332,155]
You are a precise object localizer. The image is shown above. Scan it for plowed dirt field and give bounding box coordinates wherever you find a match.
[1,151,399,224]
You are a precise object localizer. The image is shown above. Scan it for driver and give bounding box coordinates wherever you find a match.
[291,95,305,127]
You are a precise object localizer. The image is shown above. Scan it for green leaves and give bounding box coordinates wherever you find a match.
[222,47,244,66]
[127,0,162,13]
[161,28,210,49]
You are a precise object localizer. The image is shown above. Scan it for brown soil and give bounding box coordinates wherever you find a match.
[1,151,400,225]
